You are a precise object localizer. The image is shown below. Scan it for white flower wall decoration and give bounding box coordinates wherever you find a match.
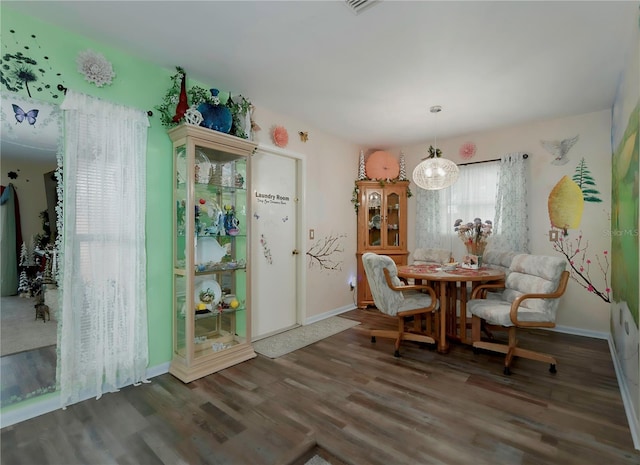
[76,49,115,87]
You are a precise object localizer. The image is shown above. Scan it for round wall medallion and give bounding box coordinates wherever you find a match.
[365,150,400,180]
[459,142,476,160]
[272,125,289,148]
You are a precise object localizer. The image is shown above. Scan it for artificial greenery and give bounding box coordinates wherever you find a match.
[155,66,252,138]
[427,145,442,158]
[34,210,52,249]
[155,66,185,128]
[188,85,216,107]
[226,94,251,139]
[352,178,412,213]
[351,183,360,213]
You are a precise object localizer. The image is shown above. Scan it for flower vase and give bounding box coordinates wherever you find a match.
[466,243,485,268]
[198,89,232,133]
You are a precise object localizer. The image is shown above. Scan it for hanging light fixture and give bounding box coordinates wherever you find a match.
[412,105,459,190]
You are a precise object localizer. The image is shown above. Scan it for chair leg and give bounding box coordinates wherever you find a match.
[481,321,494,339]
[473,325,558,375]
[369,313,436,357]
[471,315,482,343]
[394,317,403,357]
[502,327,517,374]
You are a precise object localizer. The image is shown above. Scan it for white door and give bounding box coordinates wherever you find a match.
[251,147,299,339]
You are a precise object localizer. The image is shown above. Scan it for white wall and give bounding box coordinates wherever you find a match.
[398,109,612,332]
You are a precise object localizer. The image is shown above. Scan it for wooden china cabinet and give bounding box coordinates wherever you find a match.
[355,180,409,308]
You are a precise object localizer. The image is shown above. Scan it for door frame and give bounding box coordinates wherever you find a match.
[253,143,306,337]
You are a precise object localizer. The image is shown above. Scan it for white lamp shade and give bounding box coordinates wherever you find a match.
[412,157,460,190]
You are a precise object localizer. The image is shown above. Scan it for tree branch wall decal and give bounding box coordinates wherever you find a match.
[306,234,346,271]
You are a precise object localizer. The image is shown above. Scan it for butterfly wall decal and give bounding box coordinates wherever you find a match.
[12,104,39,125]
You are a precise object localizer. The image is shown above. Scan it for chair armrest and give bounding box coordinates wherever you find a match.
[470,282,505,299]
[510,270,570,327]
[384,268,437,303]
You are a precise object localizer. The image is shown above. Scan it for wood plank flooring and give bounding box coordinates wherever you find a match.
[2,308,638,465]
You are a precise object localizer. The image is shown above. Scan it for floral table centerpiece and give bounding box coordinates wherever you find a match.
[454,218,492,265]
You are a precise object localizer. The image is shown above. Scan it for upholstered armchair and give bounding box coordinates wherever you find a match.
[468,253,569,375]
[362,252,439,357]
[412,247,452,265]
[482,247,518,274]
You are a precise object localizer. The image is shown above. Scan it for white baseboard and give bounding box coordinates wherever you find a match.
[0,393,60,429]
[304,304,356,325]
[549,324,609,340]
[607,333,640,450]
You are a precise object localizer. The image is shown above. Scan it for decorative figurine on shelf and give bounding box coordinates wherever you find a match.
[184,105,203,126]
[399,151,407,180]
[172,68,189,123]
[203,200,224,236]
[176,199,186,235]
[197,89,232,133]
[358,149,366,180]
[235,173,244,188]
[195,205,202,235]
[223,204,240,235]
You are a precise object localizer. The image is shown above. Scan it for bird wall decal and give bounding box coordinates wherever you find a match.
[541,134,579,166]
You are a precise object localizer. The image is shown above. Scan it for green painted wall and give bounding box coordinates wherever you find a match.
[2,7,182,367]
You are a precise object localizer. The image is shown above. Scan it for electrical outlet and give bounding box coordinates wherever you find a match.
[350,282,355,291]
[549,230,559,242]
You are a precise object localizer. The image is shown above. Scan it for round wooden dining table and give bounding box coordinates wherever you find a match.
[396,264,505,353]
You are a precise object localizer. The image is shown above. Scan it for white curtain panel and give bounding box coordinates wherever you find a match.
[493,152,530,253]
[415,187,444,250]
[59,91,150,407]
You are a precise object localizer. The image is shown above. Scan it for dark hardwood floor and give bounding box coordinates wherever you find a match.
[2,308,638,465]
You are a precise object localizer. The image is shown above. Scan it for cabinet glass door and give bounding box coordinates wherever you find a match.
[366,190,382,248]
[192,145,248,359]
[385,191,400,247]
[173,143,188,358]
[172,141,249,361]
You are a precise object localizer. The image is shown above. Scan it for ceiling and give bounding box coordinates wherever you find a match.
[3,1,637,150]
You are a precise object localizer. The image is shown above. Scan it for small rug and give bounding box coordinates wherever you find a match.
[305,455,331,465]
[1,296,57,357]
[253,316,360,358]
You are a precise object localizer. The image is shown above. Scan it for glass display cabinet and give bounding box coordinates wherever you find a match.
[168,124,257,383]
[355,180,409,308]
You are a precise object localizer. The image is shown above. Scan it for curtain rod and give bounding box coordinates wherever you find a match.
[57,84,153,117]
[457,153,528,166]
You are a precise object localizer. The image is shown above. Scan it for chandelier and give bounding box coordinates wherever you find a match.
[412,105,459,190]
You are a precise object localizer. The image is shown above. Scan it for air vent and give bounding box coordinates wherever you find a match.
[344,0,380,15]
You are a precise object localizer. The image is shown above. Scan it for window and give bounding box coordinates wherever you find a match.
[416,160,499,260]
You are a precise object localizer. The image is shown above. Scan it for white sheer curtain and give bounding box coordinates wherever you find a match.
[415,161,499,260]
[492,152,529,252]
[415,187,444,249]
[59,91,150,407]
